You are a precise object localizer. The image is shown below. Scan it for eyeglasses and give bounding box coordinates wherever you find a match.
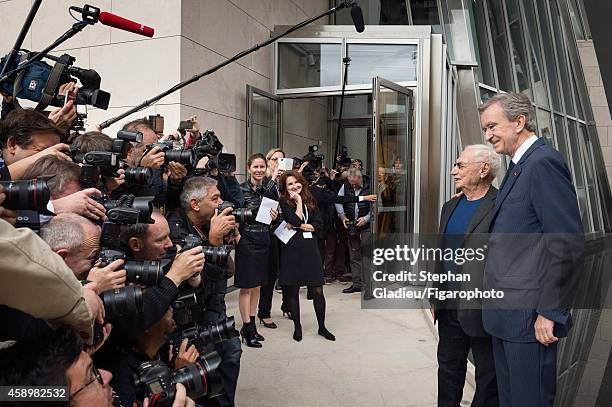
[70,365,103,399]
[453,161,485,169]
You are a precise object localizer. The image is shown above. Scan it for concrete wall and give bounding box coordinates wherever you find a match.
[0,0,330,177]
[577,40,612,188]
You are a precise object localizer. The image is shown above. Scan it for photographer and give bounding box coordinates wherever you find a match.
[167,176,242,407]
[235,153,279,347]
[0,186,102,344]
[306,166,376,284]
[98,306,199,407]
[118,210,205,332]
[334,168,372,294]
[0,108,70,181]
[0,325,196,407]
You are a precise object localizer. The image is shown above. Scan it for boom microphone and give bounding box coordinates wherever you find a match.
[348,1,365,33]
[99,12,154,38]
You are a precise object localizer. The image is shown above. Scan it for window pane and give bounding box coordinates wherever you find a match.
[550,1,576,116]
[567,0,586,41]
[488,0,514,91]
[506,0,531,97]
[571,64,585,120]
[277,43,341,89]
[411,0,440,25]
[537,109,554,147]
[554,114,571,164]
[480,86,497,103]
[522,0,549,107]
[580,124,602,232]
[473,0,496,86]
[567,120,589,231]
[536,0,562,112]
[346,44,418,85]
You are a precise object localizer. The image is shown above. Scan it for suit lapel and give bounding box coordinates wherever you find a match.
[491,138,545,219]
[465,187,497,236]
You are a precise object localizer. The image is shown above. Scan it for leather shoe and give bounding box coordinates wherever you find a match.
[342,285,362,293]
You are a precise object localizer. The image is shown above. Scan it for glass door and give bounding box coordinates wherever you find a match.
[246,85,282,157]
[365,77,414,301]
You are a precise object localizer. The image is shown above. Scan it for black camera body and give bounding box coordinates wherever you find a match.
[147,141,197,167]
[336,145,352,168]
[166,317,239,355]
[217,201,254,225]
[112,130,142,158]
[192,130,223,160]
[73,151,120,177]
[134,353,223,407]
[172,291,198,328]
[345,219,362,238]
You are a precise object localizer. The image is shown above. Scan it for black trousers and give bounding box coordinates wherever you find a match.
[437,309,499,407]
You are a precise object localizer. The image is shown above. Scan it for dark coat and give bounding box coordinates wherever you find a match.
[433,186,497,338]
[482,137,585,343]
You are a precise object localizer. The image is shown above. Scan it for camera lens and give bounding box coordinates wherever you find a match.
[124,167,153,185]
[232,208,254,224]
[172,364,207,400]
[165,149,197,167]
[0,178,51,214]
[195,316,239,346]
[195,351,223,398]
[202,246,232,267]
[79,164,101,189]
[124,261,163,286]
[101,286,143,319]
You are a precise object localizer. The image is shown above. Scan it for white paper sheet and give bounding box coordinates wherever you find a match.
[274,221,296,244]
[255,197,279,225]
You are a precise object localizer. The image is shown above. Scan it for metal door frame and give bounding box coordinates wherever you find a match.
[246,85,283,158]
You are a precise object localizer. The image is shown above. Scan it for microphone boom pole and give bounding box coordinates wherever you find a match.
[99,0,359,129]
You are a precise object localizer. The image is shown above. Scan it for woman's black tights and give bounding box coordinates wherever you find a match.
[284,285,327,330]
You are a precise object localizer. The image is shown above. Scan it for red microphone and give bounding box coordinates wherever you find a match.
[98,11,154,38]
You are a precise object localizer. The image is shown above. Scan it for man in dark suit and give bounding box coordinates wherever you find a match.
[478,93,584,407]
[432,144,500,407]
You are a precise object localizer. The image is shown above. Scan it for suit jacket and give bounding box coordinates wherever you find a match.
[433,186,497,337]
[482,137,584,343]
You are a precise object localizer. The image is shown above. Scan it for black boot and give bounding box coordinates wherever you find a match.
[318,327,336,341]
[240,322,262,348]
[250,316,264,341]
[293,325,303,342]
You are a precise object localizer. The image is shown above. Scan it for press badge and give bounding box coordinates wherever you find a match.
[303,232,313,239]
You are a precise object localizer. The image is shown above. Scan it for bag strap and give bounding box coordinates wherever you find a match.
[35,54,69,111]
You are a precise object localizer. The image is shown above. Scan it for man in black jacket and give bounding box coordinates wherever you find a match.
[167,176,242,407]
[432,144,500,407]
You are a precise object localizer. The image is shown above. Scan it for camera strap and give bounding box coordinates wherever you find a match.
[11,52,68,112]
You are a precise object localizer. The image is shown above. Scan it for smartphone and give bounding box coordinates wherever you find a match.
[179,120,193,130]
[278,157,294,171]
[64,90,75,106]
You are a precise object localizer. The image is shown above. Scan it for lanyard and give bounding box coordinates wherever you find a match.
[303,204,309,223]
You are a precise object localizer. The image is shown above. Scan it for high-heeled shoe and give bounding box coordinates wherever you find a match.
[293,326,303,342]
[280,304,292,320]
[240,322,262,348]
[250,316,264,341]
[259,317,278,329]
[318,327,336,341]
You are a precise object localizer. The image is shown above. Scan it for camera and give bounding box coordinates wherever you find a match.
[166,317,239,355]
[336,145,352,168]
[100,286,143,320]
[98,249,170,286]
[96,194,155,225]
[112,130,142,158]
[135,353,223,406]
[124,166,154,185]
[181,234,233,268]
[345,219,361,238]
[171,291,198,328]
[192,130,224,160]
[217,201,254,225]
[0,178,52,215]
[73,151,121,177]
[147,141,197,167]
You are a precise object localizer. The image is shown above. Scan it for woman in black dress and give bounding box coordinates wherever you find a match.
[235,153,279,347]
[277,170,335,342]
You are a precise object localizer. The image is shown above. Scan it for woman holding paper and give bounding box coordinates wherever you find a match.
[235,153,279,348]
[277,170,335,342]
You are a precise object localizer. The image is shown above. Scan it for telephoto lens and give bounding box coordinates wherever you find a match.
[201,245,233,267]
[124,260,167,286]
[124,167,153,185]
[0,178,52,215]
[167,316,239,352]
[164,149,197,167]
[134,352,223,407]
[100,286,143,319]
[217,201,254,224]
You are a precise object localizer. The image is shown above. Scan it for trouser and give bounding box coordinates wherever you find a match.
[347,229,369,288]
[437,309,498,407]
[334,227,348,277]
[491,336,557,407]
[258,231,279,319]
[323,228,338,278]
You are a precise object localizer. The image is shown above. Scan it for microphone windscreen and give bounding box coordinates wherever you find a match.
[351,4,365,33]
